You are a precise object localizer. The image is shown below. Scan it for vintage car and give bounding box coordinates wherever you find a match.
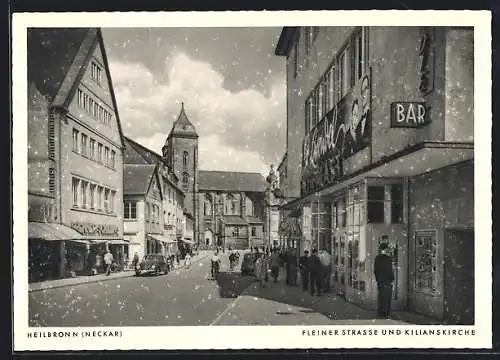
[240,253,258,276]
[135,254,168,276]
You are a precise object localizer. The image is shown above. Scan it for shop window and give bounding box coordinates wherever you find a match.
[367,186,385,223]
[415,230,439,294]
[391,184,404,223]
[182,172,189,187]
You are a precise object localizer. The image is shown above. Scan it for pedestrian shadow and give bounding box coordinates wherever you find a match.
[215,271,255,299]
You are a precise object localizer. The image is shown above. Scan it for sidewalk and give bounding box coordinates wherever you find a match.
[29,250,211,293]
[211,267,440,326]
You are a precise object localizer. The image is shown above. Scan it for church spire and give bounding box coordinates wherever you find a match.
[169,102,198,139]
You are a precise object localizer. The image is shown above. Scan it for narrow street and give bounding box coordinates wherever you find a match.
[29,252,254,327]
[30,251,435,327]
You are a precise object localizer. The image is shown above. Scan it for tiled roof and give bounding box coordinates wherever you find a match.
[169,103,198,138]
[246,216,263,224]
[223,216,248,225]
[198,170,267,192]
[124,136,163,165]
[123,164,156,195]
[28,28,91,101]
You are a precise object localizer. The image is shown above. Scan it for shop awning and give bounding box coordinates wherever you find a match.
[29,222,87,241]
[147,233,174,244]
[180,238,196,245]
[108,239,130,245]
[283,141,474,208]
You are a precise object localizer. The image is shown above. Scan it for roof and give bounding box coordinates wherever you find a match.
[124,136,163,165]
[168,103,198,138]
[223,216,248,225]
[275,27,300,56]
[198,170,267,192]
[247,216,263,224]
[277,152,288,171]
[123,164,157,196]
[27,28,125,149]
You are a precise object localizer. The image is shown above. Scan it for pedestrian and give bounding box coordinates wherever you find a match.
[86,249,95,276]
[270,249,281,283]
[184,252,192,269]
[299,250,310,291]
[132,252,140,271]
[308,249,322,296]
[318,249,332,292]
[211,250,221,280]
[374,243,395,319]
[104,250,114,276]
[254,253,266,287]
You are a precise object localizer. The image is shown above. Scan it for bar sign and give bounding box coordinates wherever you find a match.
[390,102,430,128]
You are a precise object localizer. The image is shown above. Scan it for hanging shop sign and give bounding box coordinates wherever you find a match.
[418,29,435,96]
[301,71,372,196]
[71,222,119,236]
[390,102,430,128]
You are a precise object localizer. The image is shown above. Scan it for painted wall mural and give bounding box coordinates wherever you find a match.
[301,71,372,196]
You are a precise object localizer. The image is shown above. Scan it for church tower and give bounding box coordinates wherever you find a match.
[162,103,199,245]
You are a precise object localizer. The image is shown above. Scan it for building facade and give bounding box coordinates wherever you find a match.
[28,28,125,282]
[123,164,165,261]
[275,26,474,324]
[197,171,267,250]
[123,137,186,257]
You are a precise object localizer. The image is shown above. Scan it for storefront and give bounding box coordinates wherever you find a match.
[28,222,88,282]
[284,144,474,320]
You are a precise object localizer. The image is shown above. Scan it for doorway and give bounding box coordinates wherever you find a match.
[444,228,474,325]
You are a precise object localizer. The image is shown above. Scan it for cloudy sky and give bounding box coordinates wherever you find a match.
[101,28,286,176]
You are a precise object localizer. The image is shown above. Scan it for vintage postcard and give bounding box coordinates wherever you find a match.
[12,10,492,351]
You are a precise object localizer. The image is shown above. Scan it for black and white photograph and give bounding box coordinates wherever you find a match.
[13,10,491,351]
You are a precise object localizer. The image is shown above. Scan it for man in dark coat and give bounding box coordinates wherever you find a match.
[374,242,395,318]
[308,249,322,296]
[299,250,310,291]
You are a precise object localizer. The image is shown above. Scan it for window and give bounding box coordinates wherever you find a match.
[183,151,189,167]
[49,168,56,193]
[104,147,110,167]
[337,49,349,100]
[415,230,438,293]
[97,186,103,211]
[81,134,88,157]
[104,188,110,213]
[293,40,299,78]
[328,67,335,110]
[110,191,115,213]
[367,186,385,223]
[168,188,171,202]
[251,227,256,237]
[72,129,79,152]
[111,150,116,169]
[81,181,88,209]
[91,61,102,85]
[89,139,96,160]
[305,97,312,133]
[233,227,240,237]
[145,203,150,222]
[97,143,103,163]
[182,172,189,186]
[352,28,367,84]
[72,178,79,206]
[77,89,84,108]
[390,184,404,223]
[89,184,96,209]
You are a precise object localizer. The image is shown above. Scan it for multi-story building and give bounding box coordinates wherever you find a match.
[27,28,125,282]
[198,171,267,250]
[275,26,474,324]
[123,137,187,256]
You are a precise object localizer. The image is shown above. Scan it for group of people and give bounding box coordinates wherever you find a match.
[86,249,119,276]
[228,248,241,271]
[252,247,282,287]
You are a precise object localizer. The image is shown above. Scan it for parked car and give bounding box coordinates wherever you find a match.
[240,253,258,276]
[135,254,168,276]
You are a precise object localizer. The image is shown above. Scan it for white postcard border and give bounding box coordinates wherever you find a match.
[12,10,492,351]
